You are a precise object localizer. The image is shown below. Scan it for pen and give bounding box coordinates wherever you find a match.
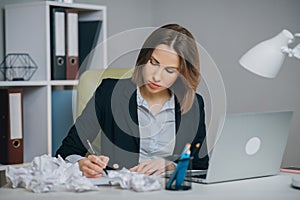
[87,139,108,175]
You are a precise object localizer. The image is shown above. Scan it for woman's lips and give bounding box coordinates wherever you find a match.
[148,81,161,89]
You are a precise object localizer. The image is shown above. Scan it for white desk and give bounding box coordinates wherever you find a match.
[0,173,299,200]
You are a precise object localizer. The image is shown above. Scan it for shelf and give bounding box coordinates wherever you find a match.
[5,1,107,11]
[2,1,107,162]
[0,81,48,87]
[50,80,79,86]
[0,80,78,87]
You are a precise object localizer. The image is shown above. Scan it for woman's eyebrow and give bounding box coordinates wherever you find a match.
[151,56,160,64]
[151,56,178,69]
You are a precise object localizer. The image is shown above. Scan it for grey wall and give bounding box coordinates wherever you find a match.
[150,0,300,167]
[1,0,299,166]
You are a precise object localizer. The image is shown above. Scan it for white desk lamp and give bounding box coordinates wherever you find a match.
[239,29,300,78]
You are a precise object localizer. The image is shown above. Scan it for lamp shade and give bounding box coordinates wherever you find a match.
[239,30,294,78]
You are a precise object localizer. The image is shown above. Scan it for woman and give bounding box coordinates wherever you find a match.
[56,24,209,178]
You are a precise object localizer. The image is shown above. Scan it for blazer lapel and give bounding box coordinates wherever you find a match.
[173,96,199,156]
[111,79,140,146]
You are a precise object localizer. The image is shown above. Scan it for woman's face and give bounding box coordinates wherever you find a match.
[141,44,180,96]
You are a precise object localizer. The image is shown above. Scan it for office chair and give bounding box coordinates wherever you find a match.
[76,68,133,154]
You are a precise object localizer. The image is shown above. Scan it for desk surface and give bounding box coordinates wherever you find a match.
[0,173,299,200]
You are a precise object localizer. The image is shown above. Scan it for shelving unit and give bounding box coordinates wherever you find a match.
[1,1,107,163]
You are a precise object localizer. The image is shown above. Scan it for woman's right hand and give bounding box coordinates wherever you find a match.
[78,155,109,178]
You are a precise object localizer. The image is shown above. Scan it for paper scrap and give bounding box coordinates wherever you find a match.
[5,154,97,193]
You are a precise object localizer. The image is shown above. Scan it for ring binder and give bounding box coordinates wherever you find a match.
[51,7,66,80]
[0,88,24,164]
[78,17,102,69]
[65,9,79,80]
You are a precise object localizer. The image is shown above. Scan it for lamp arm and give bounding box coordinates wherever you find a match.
[281,33,300,59]
[293,33,300,59]
[292,43,300,59]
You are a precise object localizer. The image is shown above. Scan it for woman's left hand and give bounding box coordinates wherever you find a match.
[130,158,176,175]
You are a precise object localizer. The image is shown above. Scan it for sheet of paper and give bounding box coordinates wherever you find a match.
[88,176,119,186]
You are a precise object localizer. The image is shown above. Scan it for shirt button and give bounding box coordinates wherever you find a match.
[113,163,119,169]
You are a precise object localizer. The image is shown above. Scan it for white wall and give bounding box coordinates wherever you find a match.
[1,0,299,166]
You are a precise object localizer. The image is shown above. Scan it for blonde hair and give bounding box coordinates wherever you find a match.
[132,24,200,114]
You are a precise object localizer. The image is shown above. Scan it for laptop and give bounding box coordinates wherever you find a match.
[191,111,293,184]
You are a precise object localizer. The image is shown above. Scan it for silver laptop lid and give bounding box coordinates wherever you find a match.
[204,111,293,183]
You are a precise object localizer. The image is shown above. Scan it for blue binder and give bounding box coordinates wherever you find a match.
[51,89,75,156]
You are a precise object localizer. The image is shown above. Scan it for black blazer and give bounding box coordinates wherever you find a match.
[56,78,209,170]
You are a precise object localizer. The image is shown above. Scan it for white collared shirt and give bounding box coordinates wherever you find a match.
[136,87,176,163]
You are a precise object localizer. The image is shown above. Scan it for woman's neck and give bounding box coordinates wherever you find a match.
[139,86,171,115]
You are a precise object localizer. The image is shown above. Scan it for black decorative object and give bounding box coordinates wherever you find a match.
[0,53,38,81]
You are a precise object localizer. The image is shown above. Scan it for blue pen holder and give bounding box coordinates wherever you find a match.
[164,155,193,191]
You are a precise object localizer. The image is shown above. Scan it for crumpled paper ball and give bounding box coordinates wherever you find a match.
[5,154,96,193]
